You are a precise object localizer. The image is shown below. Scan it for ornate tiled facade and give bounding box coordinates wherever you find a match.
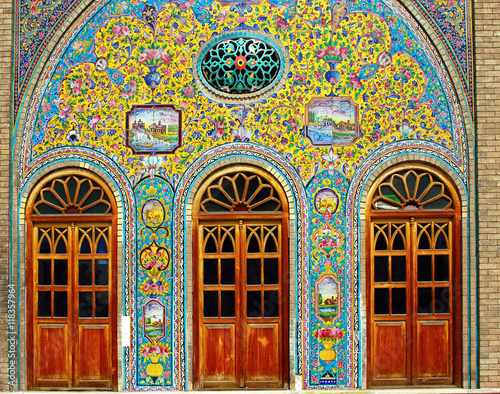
[9,0,477,390]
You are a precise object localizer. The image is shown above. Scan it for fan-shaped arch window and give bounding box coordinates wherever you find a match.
[371,169,454,211]
[199,171,283,214]
[32,174,112,215]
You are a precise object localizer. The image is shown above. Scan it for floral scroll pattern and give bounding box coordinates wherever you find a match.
[15,0,472,119]
[27,0,460,186]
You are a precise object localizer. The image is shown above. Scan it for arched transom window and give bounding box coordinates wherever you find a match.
[371,169,454,211]
[32,174,112,215]
[198,171,283,214]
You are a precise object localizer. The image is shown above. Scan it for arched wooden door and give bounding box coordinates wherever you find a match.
[193,167,289,389]
[26,170,118,390]
[366,165,461,387]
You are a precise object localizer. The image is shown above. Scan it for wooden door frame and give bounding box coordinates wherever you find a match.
[25,169,118,391]
[191,165,290,390]
[365,164,462,388]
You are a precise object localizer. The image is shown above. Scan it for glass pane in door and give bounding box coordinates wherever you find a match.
[77,226,111,319]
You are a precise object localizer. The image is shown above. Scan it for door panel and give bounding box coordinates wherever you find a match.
[415,320,451,382]
[195,220,287,389]
[368,218,458,387]
[29,223,116,390]
[203,324,237,385]
[74,225,114,388]
[372,321,408,383]
[35,324,70,384]
[32,226,72,387]
[76,325,111,385]
[369,222,410,386]
[199,224,240,388]
[414,221,453,384]
[245,323,280,385]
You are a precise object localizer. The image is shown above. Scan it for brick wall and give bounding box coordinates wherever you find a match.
[0,0,13,389]
[475,0,500,388]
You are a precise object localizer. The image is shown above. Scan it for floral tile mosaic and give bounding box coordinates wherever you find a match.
[14,0,474,120]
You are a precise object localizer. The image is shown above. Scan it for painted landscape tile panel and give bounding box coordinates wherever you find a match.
[306,98,359,145]
[316,275,340,323]
[126,105,181,154]
[143,300,166,342]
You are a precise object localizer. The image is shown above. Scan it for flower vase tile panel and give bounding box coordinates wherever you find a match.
[27,0,464,185]
[135,177,174,387]
[307,169,349,387]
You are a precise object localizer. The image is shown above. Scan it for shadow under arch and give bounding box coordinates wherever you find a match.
[171,143,310,390]
[346,148,469,388]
